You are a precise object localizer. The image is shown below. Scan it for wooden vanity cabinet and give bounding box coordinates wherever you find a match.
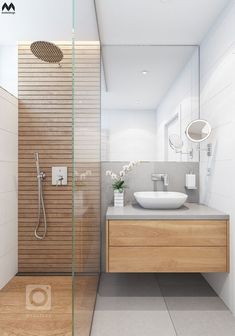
[106,219,229,273]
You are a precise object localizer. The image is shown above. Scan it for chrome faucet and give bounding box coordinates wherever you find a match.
[152,173,169,187]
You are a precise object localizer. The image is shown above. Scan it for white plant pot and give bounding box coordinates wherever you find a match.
[114,190,124,207]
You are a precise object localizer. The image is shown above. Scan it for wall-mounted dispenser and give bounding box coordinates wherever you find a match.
[52,167,68,186]
[185,172,197,190]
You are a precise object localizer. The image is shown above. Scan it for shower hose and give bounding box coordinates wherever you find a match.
[34,153,47,240]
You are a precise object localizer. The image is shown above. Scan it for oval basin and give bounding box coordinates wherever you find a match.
[134,191,188,210]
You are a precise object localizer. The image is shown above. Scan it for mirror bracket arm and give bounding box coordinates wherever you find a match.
[175,149,193,160]
[196,143,213,157]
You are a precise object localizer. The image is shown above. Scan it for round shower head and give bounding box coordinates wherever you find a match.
[30,41,63,64]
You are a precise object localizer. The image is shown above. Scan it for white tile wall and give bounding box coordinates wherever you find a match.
[0,45,18,97]
[155,50,199,162]
[0,86,18,289]
[200,0,235,314]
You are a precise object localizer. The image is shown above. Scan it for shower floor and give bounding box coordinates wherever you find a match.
[0,275,98,336]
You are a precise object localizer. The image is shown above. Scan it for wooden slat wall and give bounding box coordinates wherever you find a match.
[18,43,100,273]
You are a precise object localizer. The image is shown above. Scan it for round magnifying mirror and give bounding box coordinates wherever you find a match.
[186,119,211,143]
[169,134,184,152]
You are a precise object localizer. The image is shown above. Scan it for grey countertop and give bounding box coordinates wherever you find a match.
[106,203,229,220]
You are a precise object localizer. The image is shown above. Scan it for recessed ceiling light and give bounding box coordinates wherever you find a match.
[142,70,148,75]
[160,0,168,3]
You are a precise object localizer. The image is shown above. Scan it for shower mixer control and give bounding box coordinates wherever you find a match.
[56,175,64,186]
[52,166,68,186]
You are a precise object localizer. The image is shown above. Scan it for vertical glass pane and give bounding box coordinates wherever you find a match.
[72,1,101,335]
[0,2,73,336]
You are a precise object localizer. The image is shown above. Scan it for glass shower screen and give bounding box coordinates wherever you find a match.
[72,1,101,334]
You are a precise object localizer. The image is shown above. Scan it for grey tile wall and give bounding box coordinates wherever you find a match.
[101,161,199,271]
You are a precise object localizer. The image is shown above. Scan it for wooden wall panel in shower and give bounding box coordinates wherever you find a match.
[18,43,100,273]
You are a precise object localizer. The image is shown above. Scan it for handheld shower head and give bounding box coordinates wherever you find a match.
[34,152,47,240]
[35,152,40,176]
[35,152,39,161]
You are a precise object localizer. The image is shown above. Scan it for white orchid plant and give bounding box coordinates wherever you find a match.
[106,161,140,192]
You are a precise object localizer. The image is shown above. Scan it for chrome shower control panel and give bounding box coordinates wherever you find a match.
[52,166,68,186]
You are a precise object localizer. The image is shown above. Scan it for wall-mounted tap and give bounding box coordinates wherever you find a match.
[152,173,169,189]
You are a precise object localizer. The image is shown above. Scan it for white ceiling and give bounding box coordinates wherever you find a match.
[0,0,231,110]
[0,0,98,44]
[95,0,231,44]
[0,0,231,44]
[101,46,196,110]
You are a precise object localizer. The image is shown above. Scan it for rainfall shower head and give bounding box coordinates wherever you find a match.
[30,41,63,64]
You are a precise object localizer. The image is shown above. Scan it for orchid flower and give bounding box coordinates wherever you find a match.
[105,161,140,191]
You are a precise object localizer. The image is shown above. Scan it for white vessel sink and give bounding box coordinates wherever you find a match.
[134,191,188,210]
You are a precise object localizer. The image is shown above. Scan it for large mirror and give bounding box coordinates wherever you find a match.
[101,45,200,162]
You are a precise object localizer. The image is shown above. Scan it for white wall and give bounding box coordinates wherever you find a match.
[101,109,156,161]
[0,87,18,289]
[199,0,235,314]
[0,45,18,97]
[155,51,199,162]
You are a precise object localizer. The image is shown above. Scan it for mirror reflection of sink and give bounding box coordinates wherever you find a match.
[134,191,188,210]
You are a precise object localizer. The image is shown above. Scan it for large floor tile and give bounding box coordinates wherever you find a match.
[91,310,176,336]
[91,273,176,336]
[98,273,163,297]
[169,311,235,336]
[157,273,216,293]
[157,273,235,336]
[157,273,228,311]
[96,273,166,311]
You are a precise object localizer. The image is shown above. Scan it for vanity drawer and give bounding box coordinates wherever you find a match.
[108,246,227,273]
[108,220,227,247]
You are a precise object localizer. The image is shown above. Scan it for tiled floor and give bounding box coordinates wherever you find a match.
[91,273,235,336]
